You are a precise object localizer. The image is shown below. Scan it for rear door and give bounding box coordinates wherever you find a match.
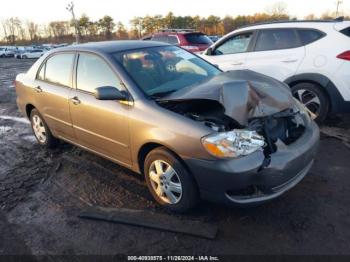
[245,28,305,81]
[69,52,132,166]
[202,31,255,71]
[34,52,76,141]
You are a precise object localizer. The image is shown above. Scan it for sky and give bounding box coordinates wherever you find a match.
[1,0,349,27]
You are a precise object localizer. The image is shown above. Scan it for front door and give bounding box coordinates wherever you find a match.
[201,31,255,71]
[69,53,132,166]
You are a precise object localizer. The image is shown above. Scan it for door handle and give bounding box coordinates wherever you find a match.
[71,96,81,105]
[34,86,42,93]
[281,58,298,63]
[231,61,244,65]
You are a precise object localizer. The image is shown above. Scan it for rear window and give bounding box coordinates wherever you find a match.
[167,35,179,44]
[184,33,213,45]
[255,29,300,51]
[297,29,325,45]
[151,35,168,43]
[341,27,350,37]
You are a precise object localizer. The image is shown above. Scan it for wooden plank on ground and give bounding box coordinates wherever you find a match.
[78,206,218,240]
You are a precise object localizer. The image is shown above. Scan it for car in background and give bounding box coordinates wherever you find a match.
[15,41,319,212]
[145,29,213,53]
[0,47,16,57]
[20,49,45,59]
[208,35,221,42]
[201,18,350,122]
[0,47,5,57]
[14,47,30,59]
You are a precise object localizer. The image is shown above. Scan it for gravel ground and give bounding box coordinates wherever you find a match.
[1,58,350,257]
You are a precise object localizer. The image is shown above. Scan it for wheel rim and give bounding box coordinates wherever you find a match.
[32,115,47,143]
[293,89,321,116]
[148,160,182,204]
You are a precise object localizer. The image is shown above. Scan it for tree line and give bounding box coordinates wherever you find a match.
[1,4,348,45]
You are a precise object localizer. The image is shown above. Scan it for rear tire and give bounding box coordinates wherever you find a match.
[144,147,199,212]
[30,109,58,148]
[291,82,329,123]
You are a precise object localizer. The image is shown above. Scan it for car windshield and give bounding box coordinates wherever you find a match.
[113,46,220,98]
[184,33,213,45]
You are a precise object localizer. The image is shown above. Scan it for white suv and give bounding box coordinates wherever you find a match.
[201,18,350,122]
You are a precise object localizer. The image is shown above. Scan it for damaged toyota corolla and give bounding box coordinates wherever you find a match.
[15,41,319,212]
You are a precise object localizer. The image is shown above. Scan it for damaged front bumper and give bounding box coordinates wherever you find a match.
[184,118,320,205]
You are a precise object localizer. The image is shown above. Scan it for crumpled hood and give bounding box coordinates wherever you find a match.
[159,70,296,125]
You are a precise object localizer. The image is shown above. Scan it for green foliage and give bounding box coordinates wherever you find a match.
[98,15,115,39]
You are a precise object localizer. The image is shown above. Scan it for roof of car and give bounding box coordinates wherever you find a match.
[236,17,349,31]
[57,40,170,54]
[154,31,203,35]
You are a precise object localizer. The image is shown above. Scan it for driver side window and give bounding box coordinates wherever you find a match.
[215,32,253,55]
[76,53,123,93]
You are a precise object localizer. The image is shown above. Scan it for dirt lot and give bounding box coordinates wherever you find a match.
[1,58,350,257]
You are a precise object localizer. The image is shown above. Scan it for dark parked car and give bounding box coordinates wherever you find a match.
[15,41,319,212]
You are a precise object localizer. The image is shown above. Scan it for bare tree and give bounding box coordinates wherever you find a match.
[49,21,70,40]
[304,14,317,20]
[336,0,343,17]
[14,18,26,41]
[4,18,18,44]
[1,20,8,43]
[27,21,39,41]
[265,1,288,16]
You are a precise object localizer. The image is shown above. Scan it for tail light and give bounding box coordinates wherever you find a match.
[337,51,350,61]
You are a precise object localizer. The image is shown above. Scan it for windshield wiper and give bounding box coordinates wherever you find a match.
[149,90,177,99]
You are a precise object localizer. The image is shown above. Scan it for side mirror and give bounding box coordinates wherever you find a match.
[94,86,128,101]
[206,47,213,56]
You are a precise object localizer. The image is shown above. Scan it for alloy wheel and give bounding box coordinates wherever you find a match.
[148,160,182,204]
[292,89,321,116]
[32,115,47,143]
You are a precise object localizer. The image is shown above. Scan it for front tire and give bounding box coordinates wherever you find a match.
[30,109,58,148]
[144,147,199,212]
[291,82,329,123]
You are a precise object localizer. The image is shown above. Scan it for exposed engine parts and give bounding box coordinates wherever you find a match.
[158,99,242,132]
[248,109,306,155]
[159,99,306,157]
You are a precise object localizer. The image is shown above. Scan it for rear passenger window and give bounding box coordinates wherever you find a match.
[76,53,122,93]
[298,29,325,45]
[45,53,74,87]
[341,27,350,37]
[255,29,300,51]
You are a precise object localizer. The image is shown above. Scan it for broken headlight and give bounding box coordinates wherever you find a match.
[201,130,266,158]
